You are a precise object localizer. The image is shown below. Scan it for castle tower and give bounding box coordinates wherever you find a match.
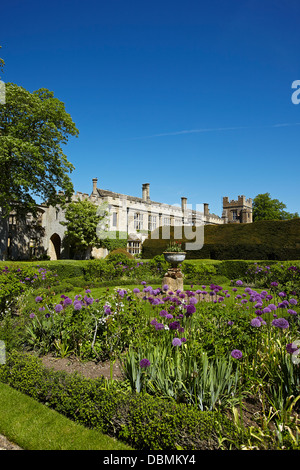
[222,195,252,224]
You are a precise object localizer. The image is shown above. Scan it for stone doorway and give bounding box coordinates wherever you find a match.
[49,233,61,260]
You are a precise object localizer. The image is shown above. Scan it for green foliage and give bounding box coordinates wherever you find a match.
[0,264,59,317]
[0,351,242,450]
[106,248,134,261]
[61,199,104,256]
[121,345,241,411]
[142,219,300,260]
[182,262,217,283]
[0,83,78,217]
[253,193,299,222]
[99,232,128,251]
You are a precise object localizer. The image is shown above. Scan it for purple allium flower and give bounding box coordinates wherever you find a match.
[262,307,271,314]
[159,309,167,317]
[150,319,158,326]
[271,281,278,287]
[181,337,187,343]
[278,292,286,298]
[172,337,182,347]
[236,280,243,286]
[251,317,262,327]
[232,288,237,292]
[228,320,234,326]
[169,321,180,330]
[140,358,151,368]
[29,313,35,318]
[286,343,299,354]
[289,298,298,306]
[186,304,196,316]
[45,313,50,318]
[73,301,82,311]
[133,288,140,294]
[35,296,43,303]
[38,306,45,312]
[189,297,198,304]
[63,297,73,306]
[155,322,164,330]
[288,309,297,316]
[163,284,169,291]
[166,313,173,320]
[268,304,277,311]
[85,289,91,293]
[231,349,243,359]
[278,301,288,309]
[55,304,63,313]
[272,318,289,329]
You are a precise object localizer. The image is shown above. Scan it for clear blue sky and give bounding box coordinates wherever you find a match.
[1,0,300,217]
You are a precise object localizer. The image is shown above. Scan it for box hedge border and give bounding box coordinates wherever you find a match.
[0,351,246,450]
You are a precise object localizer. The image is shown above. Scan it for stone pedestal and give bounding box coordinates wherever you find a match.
[162,267,184,292]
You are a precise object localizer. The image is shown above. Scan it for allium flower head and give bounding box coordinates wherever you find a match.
[172,338,182,347]
[286,343,299,354]
[73,301,82,311]
[251,317,262,327]
[55,304,63,313]
[186,304,196,316]
[35,296,43,303]
[140,358,151,368]
[272,318,289,329]
[231,349,243,359]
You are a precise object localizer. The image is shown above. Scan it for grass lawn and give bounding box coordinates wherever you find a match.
[0,382,133,450]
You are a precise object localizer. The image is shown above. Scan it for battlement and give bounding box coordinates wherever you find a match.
[223,195,252,208]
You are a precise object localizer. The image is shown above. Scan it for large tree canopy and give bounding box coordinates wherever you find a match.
[0,82,79,217]
[253,193,299,221]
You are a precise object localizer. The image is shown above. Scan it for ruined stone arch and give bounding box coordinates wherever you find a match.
[49,233,61,260]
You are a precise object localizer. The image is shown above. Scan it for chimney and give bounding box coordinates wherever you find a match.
[181,197,187,213]
[142,183,150,202]
[92,178,98,195]
[203,203,209,216]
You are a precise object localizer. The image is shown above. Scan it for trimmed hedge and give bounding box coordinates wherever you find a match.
[142,219,300,260]
[0,351,245,450]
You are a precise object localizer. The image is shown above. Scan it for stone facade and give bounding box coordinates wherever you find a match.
[0,178,252,260]
[222,195,253,224]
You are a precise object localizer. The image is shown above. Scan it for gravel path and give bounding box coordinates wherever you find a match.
[0,434,22,450]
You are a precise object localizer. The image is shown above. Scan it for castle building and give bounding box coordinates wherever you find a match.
[222,196,253,224]
[1,178,252,260]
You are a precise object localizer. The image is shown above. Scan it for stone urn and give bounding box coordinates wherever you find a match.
[162,251,186,291]
[163,251,186,267]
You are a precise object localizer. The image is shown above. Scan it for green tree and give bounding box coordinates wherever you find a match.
[0,83,78,217]
[253,193,299,221]
[61,199,107,259]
